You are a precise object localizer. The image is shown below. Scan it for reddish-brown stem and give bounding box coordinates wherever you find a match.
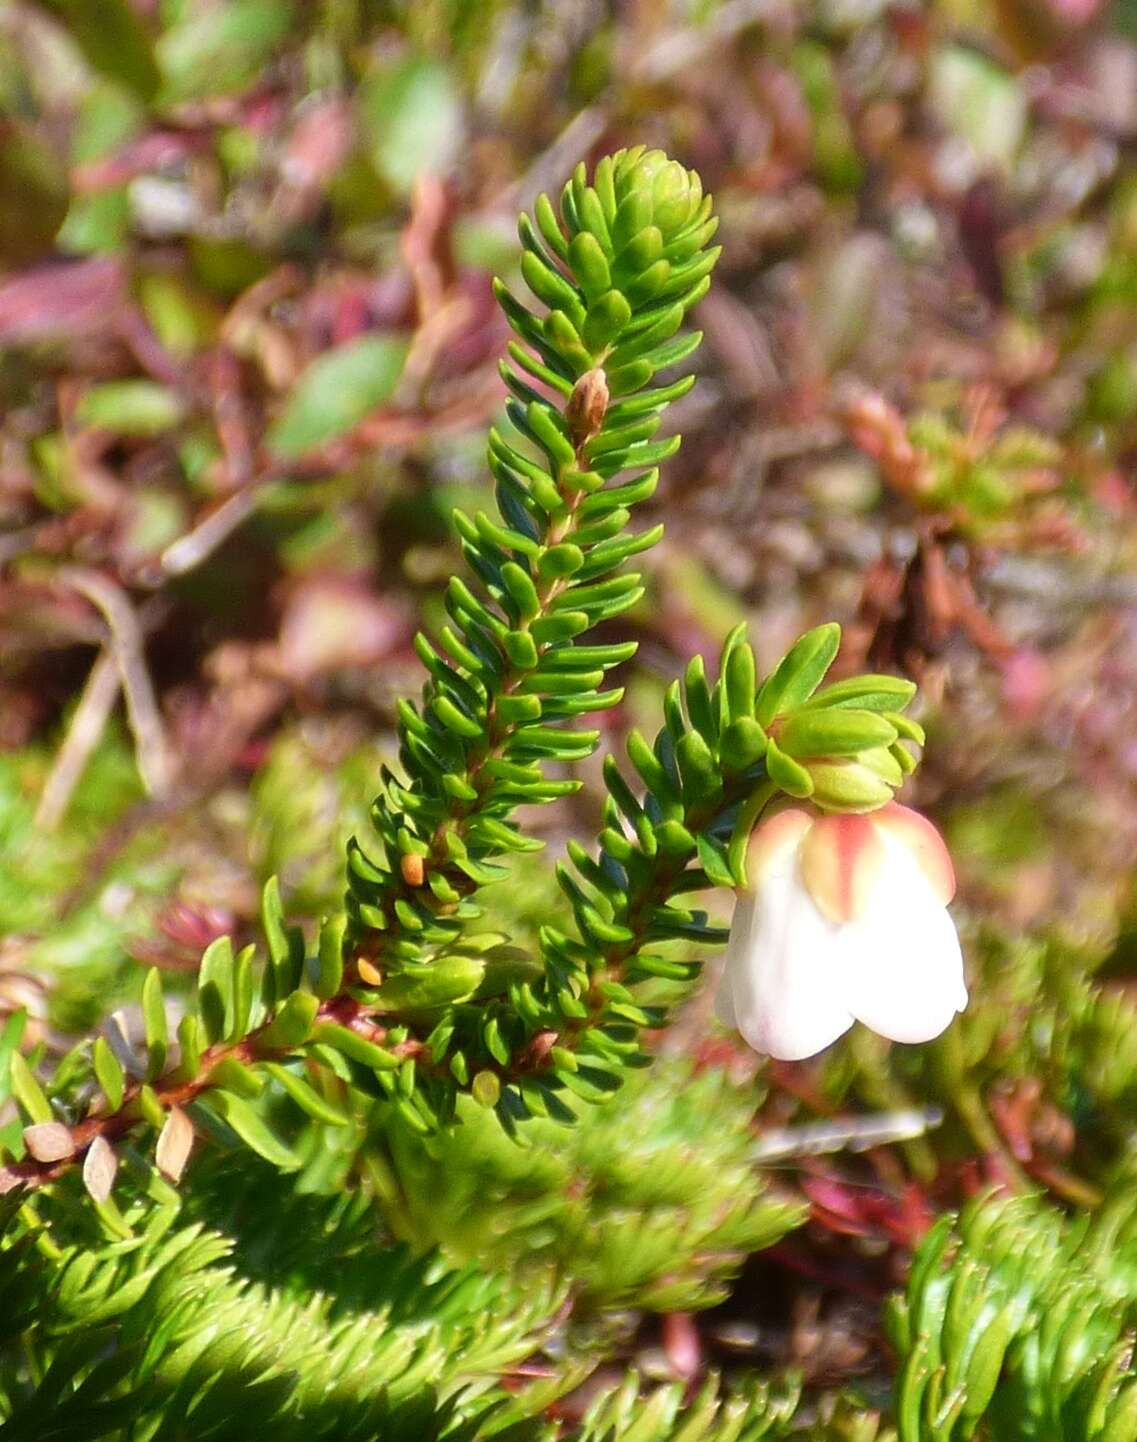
[0,995,413,1195]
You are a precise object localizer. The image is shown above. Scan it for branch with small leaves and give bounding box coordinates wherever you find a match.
[0,150,928,1199]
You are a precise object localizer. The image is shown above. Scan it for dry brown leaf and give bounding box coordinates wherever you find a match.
[155,1105,194,1182]
[23,1122,76,1163]
[82,1135,118,1203]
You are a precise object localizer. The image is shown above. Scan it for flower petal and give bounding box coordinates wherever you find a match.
[744,806,813,888]
[725,849,855,1060]
[799,812,886,923]
[837,830,966,1044]
[870,803,955,904]
[713,921,741,1029]
[718,809,812,1039]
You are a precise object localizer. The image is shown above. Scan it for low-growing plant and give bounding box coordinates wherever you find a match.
[0,145,1130,1442]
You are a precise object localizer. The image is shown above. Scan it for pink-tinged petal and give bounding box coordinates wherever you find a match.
[725,849,855,1060]
[836,831,966,1044]
[870,803,955,905]
[799,812,886,924]
[713,910,743,1030]
[714,972,738,1028]
[715,877,769,1030]
[744,807,812,890]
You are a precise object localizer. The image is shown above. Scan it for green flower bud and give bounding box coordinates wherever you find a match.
[858,745,906,785]
[613,147,703,235]
[754,624,925,812]
[804,744,905,813]
[653,159,700,230]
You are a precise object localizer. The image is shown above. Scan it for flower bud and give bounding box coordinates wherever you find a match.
[566,367,610,444]
[614,146,705,235]
[804,745,907,812]
[805,758,898,812]
[652,159,700,230]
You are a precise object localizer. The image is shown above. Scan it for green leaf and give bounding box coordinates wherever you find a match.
[81,1265,162,1325]
[682,654,715,741]
[523,402,576,468]
[1101,1384,1137,1442]
[654,819,695,857]
[309,1023,400,1072]
[361,56,464,195]
[198,936,235,1047]
[582,291,632,352]
[755,623,841,726]
[887,710,926,744]
[472,1070,501,1108]
[37,0,160,99]
[521,250,584,321]
[801,673,918,713]
[93,1037,125,1113]
[503,630,539,669]
[262,1063,350,1127]
[260,992,320,1049]
[626,729,680,810]
[719,717,767,772]
[500,562,541,621]
[367,956,486,1012]
[136,1083,167,1129]
[568,232,611,299]
[776,708,898,759]
[531,612,590,644]
[433,695,483,738]
[158,0,294,102]
[268,336,408,457]
[0,120,70,266]
[960,1302,1014,1423]
[7,1055,52,1130]
[537,543,585,580]
[764,738,814,799]
[76,382,185,437]
[141,968,168,1081]
[207,1091,301,1170]
[312,915,347,1000]
[0,1011,27,1109]
[261,877,305,999]
[208,1058,263,1100]
[929,45,1026,175]
[674,731,720,804]
[232,945,255,1039]
[723,642,757,724]
[534,192,571,261]
[176,1014,204,1082]
[696,834,735,888]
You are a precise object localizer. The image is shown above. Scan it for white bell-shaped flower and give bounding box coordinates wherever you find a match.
[716,804,966,1060]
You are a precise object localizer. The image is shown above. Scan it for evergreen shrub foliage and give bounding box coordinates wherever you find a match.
[3,147,1113,1440]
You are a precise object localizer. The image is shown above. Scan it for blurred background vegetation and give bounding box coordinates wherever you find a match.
[5,0,1137,1429]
